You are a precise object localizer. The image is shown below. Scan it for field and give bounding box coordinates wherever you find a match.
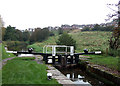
[28,36,58,52]
[2,57,59,84]
[70,31,111,52]
[28,31,112,53]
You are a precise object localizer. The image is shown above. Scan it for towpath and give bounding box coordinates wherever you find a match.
[0,57,16,70]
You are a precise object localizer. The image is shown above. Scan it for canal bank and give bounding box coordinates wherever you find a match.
[76,58,120,86]
[46,65,75,86]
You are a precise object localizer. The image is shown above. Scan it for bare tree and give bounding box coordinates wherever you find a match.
[107,1,120,50]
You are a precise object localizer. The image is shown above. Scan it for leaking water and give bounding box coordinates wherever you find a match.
[57,67,106,86]
[18,54,34,57]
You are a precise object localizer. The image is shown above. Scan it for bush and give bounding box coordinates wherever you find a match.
[2,44,15,60]
[56,32,76,49]
[4,41,28,51]
[108,48,120,57]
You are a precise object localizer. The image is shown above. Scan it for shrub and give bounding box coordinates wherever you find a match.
[56,32,76,49]
[108,48,120,57]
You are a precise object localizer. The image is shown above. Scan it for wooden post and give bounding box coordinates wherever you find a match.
[61,56,67,67]
[43,55,46,61]
[58,55,61,64]
[75,55,79,64]
[52,56,55,64]
[45,55,48,64]
[71,56,73,64]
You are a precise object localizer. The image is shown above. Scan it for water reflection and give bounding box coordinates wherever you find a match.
[58,67,106,86]
[18,54,34,57]
[74,80,91,85]
[66,73,91,85]
[66,74,70,79]
[78,74,84,79]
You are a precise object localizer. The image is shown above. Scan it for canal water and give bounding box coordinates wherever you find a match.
[18,54,34,57]
[57,67,106,86]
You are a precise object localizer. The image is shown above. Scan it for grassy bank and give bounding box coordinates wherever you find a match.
[85,55,119,71]
[2,57,59,84]
[2,44,15,60]
[70,31,111,52]
[28,31,111,53]
[28,36,58,52]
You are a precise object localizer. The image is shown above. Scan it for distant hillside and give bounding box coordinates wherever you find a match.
[70,31,111,52]
[28,31,111,53]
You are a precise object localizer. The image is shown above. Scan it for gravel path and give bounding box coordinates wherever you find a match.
[0,57,16,70]
[34,55,43,64]
[0,55,43,70]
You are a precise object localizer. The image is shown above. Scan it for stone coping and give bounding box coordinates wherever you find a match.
[46,65,74,85]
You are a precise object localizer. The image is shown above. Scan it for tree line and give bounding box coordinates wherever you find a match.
[2,25,54,44]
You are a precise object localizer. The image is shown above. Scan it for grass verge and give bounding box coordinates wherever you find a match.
[2,58,59,84]
[87,55,119,71]
[2,44,15,60]
[27,36,58,52]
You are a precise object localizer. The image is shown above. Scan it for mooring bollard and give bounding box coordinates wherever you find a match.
[47,73,52,80]
[75,55,79,64]
[84,49,88,54]
[28,48,33,53]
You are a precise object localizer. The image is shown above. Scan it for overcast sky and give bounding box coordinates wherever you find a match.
[0,0,118,30]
